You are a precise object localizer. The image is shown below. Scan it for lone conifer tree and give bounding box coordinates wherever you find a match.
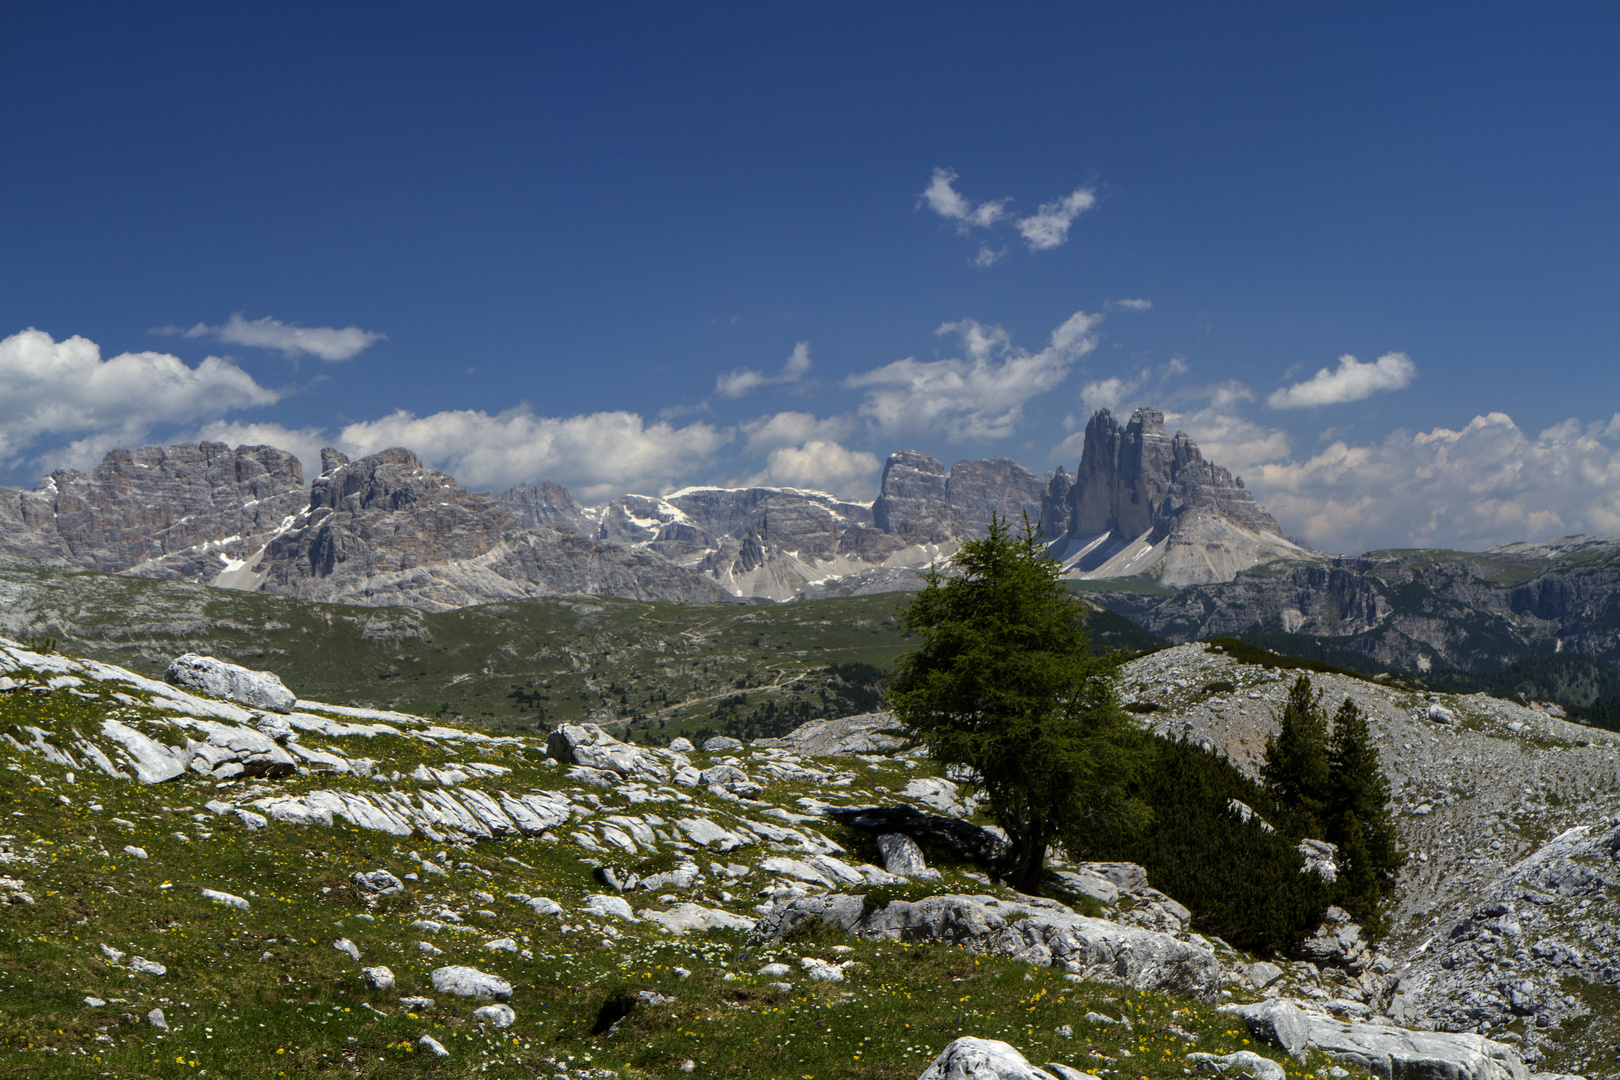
[1261,674,1332,837]
[1327,697,1404,932]
[887,514,1151,891]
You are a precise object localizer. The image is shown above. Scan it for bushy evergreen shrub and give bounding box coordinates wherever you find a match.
[1107,737,1332,956]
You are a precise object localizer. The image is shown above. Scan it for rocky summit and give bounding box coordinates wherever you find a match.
[1041,408,1311,587]
[2,633,1617,1079]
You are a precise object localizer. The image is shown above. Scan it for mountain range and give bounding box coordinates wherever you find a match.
[0,407,1304,609]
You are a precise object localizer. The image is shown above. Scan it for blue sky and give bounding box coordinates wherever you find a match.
[3,3,1618,553]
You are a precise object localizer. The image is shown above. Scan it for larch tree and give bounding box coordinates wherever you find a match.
[886,514,1151,892]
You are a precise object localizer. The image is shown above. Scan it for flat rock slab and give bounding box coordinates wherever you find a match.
[641,903,756,935]
[165,654,296,713]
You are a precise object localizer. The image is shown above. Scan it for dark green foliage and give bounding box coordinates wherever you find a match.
[707,662,888,741]
[1326,698,1405,933]
[888,515,1151,891]
[1110,738,1332,956]
[1261,675,1332,837]
[1203,637,1371,679]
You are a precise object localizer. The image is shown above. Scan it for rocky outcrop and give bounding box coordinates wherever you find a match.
[749,892,1221,1001]
[1043,409,1309,587]
[1137,540,1620,689]
[494,481,594,535]
[0,442,306,582]
[164,654,297,713]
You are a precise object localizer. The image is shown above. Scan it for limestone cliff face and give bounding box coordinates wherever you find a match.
[0,442,307,580]
[253,449,735,610]
[494,482,594,536]
[872,451,1045,541]
[1138,539,1620,685]
[1044,408,1308,587]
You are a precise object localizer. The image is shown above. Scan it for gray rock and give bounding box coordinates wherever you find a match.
[1300,1015,1527,1080]
[547,723,671,782]
[752,712,907,756]
[83,996,106,1008]
[1220,1000,1311,1058]
[1247,961,1285,989]
[399,996,435,1010]
[185,723,297,779]
[232,808,268,831]
[418,1035,449,1057]
[1045,1066,1099,1080]
[473,1003,515,1028]
[1189,1051,1285,1080]
[165,654,296,713]
[640,903,756,935]
[751,893,1220,1001]
[333,938,360,961]
[917,1036,1065,1080]
[100,720,187,784]
[122,846,147,859]
[353,869,404,895]
[668,737,695,753]
[146,1008,168,1030]
[528,897,563,916]
[362,966,395,991]
[201,888,250,911]
[702,736,742,752]
[130,957,166,976]
[877,833,940,879]
[431,965,512,1001]
[583,894,636,921]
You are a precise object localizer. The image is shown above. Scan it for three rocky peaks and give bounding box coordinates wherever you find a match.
[0,408,1303,610]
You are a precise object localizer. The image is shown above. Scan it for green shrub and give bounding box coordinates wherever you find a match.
[1103,738,1331,956]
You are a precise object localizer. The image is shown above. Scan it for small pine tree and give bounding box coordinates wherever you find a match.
[1326,697,1405,933]
[1261,674,1332,837]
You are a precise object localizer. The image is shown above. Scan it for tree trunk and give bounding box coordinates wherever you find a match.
[1001,836,1047,893]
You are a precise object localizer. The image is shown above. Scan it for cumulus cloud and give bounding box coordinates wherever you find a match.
[716,342,813,398]
[337,406,730,502]
[739,439,881,500]
[0,328,282,471]
[1267,352,1417,409]
[847,310,1100,442]
[155,313,385,361]
[921,168,1009,230]
[739,410,853,454]
[1243,413,1620,553]
[1016,186,1097,251]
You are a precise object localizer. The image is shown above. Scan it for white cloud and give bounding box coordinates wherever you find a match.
[1107,298,1152,312]
[923,170,1095,256]
[921,168,1008,230]
[739,410,853,454]
[337,406,730,503]
[0,328,283,471]
[1080,374,1145,415]
[1266,352,1417,409]
[156,313,385,361]
[716,341,813,398]
[1016,186,1096,251]
[846,310,1100,442]
[739,440,881,500]
[1244,412,1620,553]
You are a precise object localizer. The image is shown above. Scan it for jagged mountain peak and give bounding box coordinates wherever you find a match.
[1045,406,1311,587]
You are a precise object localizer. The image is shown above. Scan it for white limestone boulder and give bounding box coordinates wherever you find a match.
[165,654,296,713]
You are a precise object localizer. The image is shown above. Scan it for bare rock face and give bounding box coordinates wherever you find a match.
[872,452,1045,542]
[495,481,594,536]
[1046,408,1309,586]
[253,449,736,609]
[0,443,306,581]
